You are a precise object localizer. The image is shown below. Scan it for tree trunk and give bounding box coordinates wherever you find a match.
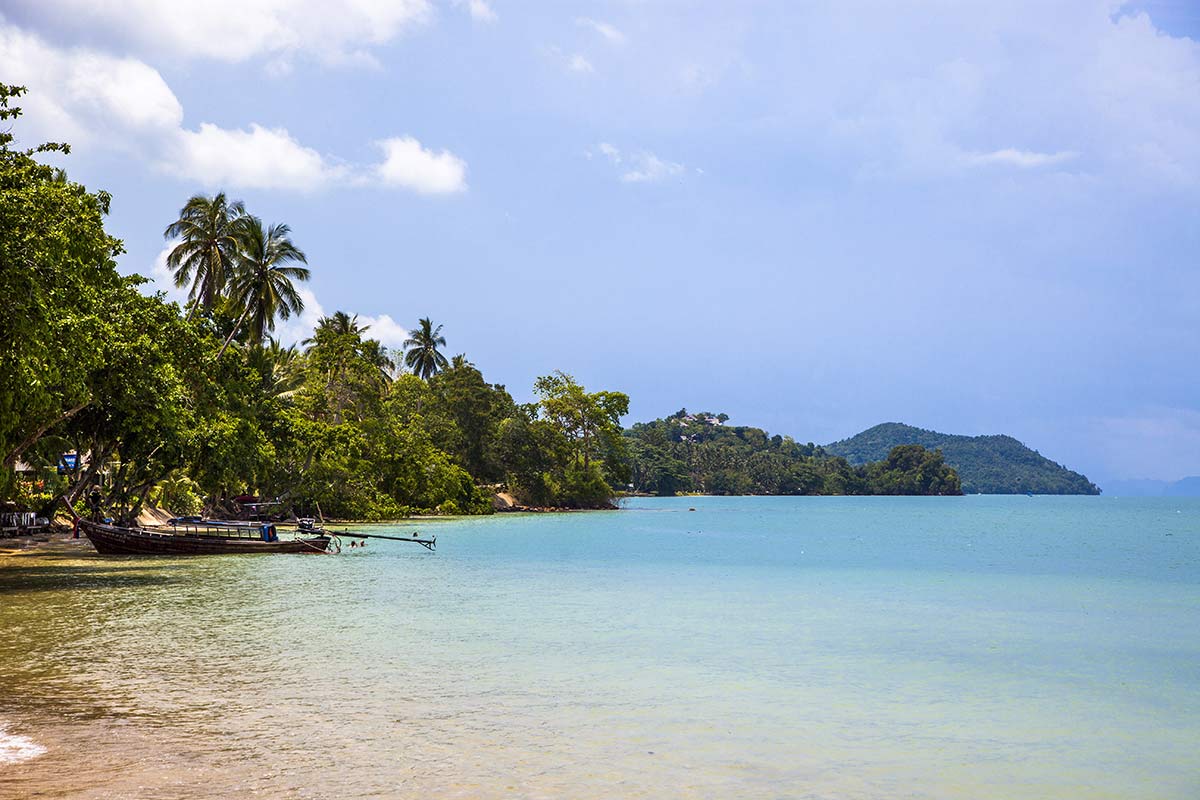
[3,399,90,468]
[215,304,252,360]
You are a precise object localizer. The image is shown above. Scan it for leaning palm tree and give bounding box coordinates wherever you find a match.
[163,192,245,315]
[403,317,449,379]
[216,216,310,359]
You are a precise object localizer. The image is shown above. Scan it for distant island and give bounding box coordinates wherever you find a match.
[625,411,962,497]
[825,422,1100,495]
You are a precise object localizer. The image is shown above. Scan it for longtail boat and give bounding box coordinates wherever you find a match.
[78,518,332,555]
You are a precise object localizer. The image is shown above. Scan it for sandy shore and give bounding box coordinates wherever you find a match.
[0,530,90,559]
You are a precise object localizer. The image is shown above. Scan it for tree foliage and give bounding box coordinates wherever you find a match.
[624,411,962,496]
[403,317,448,379]
[825,422,1099,494]
[163,192,245,312]
[0,84,126,471]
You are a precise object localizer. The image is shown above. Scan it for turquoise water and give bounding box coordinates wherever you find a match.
[1,496,1198,798]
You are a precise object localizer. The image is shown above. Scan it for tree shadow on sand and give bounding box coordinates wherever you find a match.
[0,554,183,595]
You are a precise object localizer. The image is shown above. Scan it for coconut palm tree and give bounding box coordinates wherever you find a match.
[304,311,366,345]
[258,338,305,399]
[163,192,245,315]
[216,216,310,359]
[361,339,396,386]
[403,317,449,379]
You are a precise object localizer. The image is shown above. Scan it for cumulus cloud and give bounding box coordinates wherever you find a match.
[5,0,432,66]
[577,17,626,45]
[374,136,468,194]
[0,24,181,146]
[967,149,1079,169]
[0,21,467,194]
[356,314,410,348]
[171,124,345,191]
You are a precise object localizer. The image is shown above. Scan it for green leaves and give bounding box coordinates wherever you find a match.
[526,371,630,507]
[1,85,125,469]
[403,317,449,379]
[163,192,245,310]
[624,413,963,497]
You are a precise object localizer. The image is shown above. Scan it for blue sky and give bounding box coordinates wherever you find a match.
[2,1,1198,486]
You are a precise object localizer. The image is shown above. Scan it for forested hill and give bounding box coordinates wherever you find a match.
[825,423,1100,495]
[624,411,962,496]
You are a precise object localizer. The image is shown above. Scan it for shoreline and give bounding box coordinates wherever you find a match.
[0,505,617,559]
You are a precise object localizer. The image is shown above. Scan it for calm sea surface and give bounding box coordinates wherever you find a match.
[1,496,1198,799]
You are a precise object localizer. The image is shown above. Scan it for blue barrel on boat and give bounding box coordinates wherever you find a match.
[261,524,277,542]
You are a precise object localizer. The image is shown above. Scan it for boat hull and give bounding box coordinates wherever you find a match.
[81,521,331,555]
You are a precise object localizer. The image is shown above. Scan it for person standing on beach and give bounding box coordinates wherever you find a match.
[88,486,103,522]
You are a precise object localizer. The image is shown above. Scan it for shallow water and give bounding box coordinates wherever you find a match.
[1,496,1197,799]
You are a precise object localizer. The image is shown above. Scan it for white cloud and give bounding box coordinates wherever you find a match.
[462,0,497,23]
[7,0,432,66]
[146,243,192,306]
[967,148,1079,169]
[542,45,595,75]
[594,143,686,183]
[577,17,626,45]
[568,54,595,73]
[374,136,468,194]
[0,21,468,195]
[0,24,181,146]
[272,287,328,347]
[187,282,409,352]
[598,142,621,163]
[621,152,685,183]
[357,314,410,348]
[171,124,345,191]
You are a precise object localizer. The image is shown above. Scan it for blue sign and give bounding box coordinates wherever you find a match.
[58,453,79,474]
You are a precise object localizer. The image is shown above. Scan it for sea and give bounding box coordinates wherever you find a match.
[1,496,1197,799]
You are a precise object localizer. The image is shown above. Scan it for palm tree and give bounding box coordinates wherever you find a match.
[216,216,310,359]
[404,317,449,379]
[163,193,245,315]
[303,312,367,396]
[259,338,305,399]
[304,311,366,346]
[361,339,396,386]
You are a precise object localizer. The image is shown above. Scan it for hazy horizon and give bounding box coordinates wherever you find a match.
[2,1,1197,486]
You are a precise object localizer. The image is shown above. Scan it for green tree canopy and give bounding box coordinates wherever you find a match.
[0,84,125,469]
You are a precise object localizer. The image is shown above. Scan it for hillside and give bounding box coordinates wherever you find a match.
[825,423,1099,495]
[624,411,962,496]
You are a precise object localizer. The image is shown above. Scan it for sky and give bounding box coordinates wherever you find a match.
[1,1,1198,487]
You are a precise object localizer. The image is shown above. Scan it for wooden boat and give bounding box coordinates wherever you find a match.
[79,518,332,555]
